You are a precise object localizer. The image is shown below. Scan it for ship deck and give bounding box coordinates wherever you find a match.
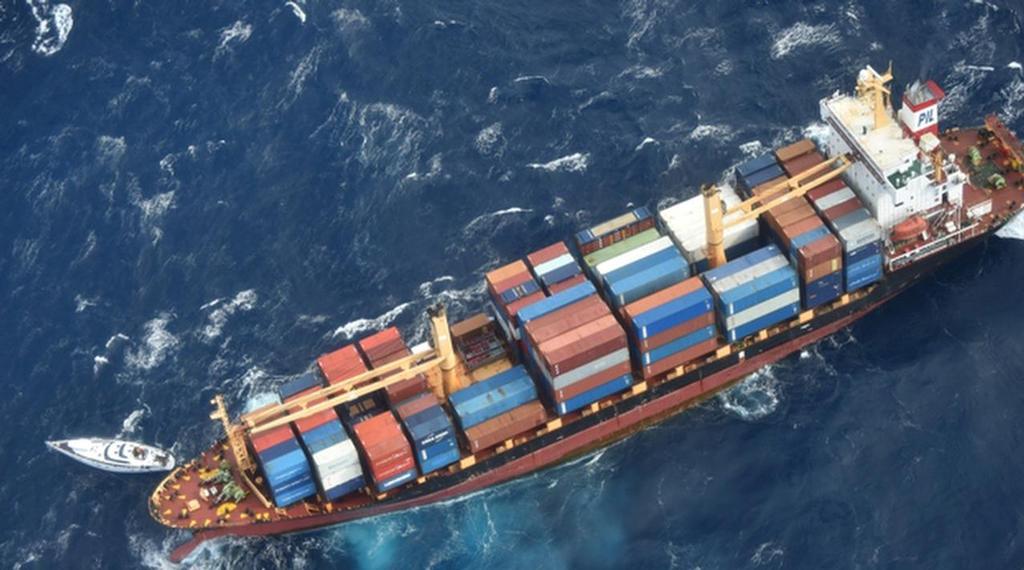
[152,122,1024,539]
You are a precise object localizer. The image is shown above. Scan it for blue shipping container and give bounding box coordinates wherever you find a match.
[703,244,780,284]
[736,153,778,178]
[539,262,581,288]
[834,208,871,231]
[741,164,786,191]
[726,302,800,342]
[802,271,843,309]
[607,257,689,307]
[844,241,881,265]
[377,467,417,492]
[553,372,634,416]
[789,226,831,255]
[278,372,322,401]
[576,207,651,247]
[716,265,798,316]
[515,281,597,326]
[498,278,541,304]
[602,246,679,287]
[631,288,713,339]
[449,367,538,429]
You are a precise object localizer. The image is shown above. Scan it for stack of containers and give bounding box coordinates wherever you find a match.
[591,234,691,309]
[463,401,548,453]
[394,393,460,475]
[658,185,761,273]
[582,227,661,272]
[317,344,388,427]
[522,293,633,414]
[295,408,365,501]
[358,327,428,406]
[735,153,786,196]
[251,425,317,507]
[449,366,539,430]
[351,411,418,492]
[703,245,801,342]
[526,242,585,295]
[622,277,720,379]
[806,179,885,291]
[575,207,654,255]
[485,260,548,341]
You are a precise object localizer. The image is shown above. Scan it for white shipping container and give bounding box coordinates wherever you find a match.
[594,236,674,277]
[319,462,365,489]
[710,255,789,294]
[313,439,358,465]
[813,187,856,211]
[724,288,801,330]
[533,253,574,277]
[540,348,630,390]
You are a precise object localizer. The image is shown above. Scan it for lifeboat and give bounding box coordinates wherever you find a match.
[891,215,928,242]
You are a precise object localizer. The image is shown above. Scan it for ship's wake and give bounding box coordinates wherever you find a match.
[718,366,781,421]
[995,209,1024,240]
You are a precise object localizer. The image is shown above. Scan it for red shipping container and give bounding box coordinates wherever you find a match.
[318,344,369,385]
[551,361,633,402]
[527,242,570,268]
[395,392,438,420]
[823,198,861,222]
[490,270,534,299]
[547,273,588,294]
[353,412,414,481]
[633,311,716,352]
[537,315,627,377]
[640,337,720,379]
[781,217,825,249]
[797,234,842,268]
[251,425,294,454]
[802,258,842,282]
[766,195,809,219]
[295,408,340,433]
[806,178,846,202]
[358,327,401,356]
[463,401,548,453]
[782,151,825,177]
[362,339,406,365]
[774,205,817,233]
[367,345,428,404]
[524,295,609,347]
[622,277,705,322]
[752,176,789,201]
[503,290,546,321]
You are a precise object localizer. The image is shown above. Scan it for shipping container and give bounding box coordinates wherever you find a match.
[544,360,633,403]
[813,187,857,211]
[781,151,825,177]
[527,242,570,268]
[337,391,388,428]
[524,294,609,347]
[595,237,675,283]
[846,254,884,290]
[298,415,365,501]
[775,139,817,163]
[736,153,778,179]
[606,255,689,307]
[535,315,627,377]
[516,280,597,328]
[575,207,654,255]
[550,372,634,415]
[740,164,787,193]
[317,344,368,386]
[805,178,847,202]
[725,301,800,342]
[583,228,661,268]
[253,426,317,507]
[823,198,862,223]
[801,271,843,309]
[844,241,882,265]
[641,325,717,365]
[626,281,713,340]
[640,337,720,378]
[351,411,417,492]
[838,220,884,251]
[462,401,548,453]
[633,312,716,352]
[659,185,760,271]
[449,366,539,430]
[539,347,630,391]
[548,273,589,294]
[397,400,460,475]
[278,372,323,402]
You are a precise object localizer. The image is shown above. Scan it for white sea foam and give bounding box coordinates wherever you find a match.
[285,1,306,24]
[92,355,109,375]
[126,314,179,370]
[117,407,148,437]
[1009,61,1022,71]
[215,20,252,57]
[770,22,839,60]
[136,191,175,243]
[26,0,73,56]
[96,135,126,164]
[751,541,785,566]
[996,210,1024,240]
[333,7,369,30]
[688,124,733,142]
[284,46,322,103]
[202,289,257,340]
[802,121,832,146]
[487,87,499,103]
[332,302,413,339]
[738,140,766,157]
[635,137,657,151]
[718,365,781,421]
[105,333,129,350]
[463,207,532,234]
[475,122,505,157]
[74,294,97,313]
[527,152,590,173]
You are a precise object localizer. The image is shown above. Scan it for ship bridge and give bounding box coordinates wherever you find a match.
[818,66,967,232]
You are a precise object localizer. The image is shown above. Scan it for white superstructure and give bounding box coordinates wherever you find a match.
[818,66,967,232]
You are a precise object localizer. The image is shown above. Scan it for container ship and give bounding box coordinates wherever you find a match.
[151,65,1024,562]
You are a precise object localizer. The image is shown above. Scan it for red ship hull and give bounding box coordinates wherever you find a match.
[170,287,891,563]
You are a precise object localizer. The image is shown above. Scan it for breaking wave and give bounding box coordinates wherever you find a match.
[332,302,413,339]
[464,207,532,233]
[996,209,1024,240]
[718,365,781,421]
[26,0,73,57]
[285,1,306,24]
[215,20,252,57]
[527,152,590,173]
[117,406,149,438]
[125,314,179,370]
[201,289,257,341]
[770,23,840,60]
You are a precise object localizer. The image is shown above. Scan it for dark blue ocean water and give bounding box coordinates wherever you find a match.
[4,0,1024,568]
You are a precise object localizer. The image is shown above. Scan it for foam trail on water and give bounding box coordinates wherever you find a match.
[527,153,590,173]
[332,302,413,339]
[996,210,1024,240]
[718,365,780,421]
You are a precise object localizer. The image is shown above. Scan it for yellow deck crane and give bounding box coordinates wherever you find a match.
[208,303,465,502]
[702,154,855,269]
[856,63,894,130]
